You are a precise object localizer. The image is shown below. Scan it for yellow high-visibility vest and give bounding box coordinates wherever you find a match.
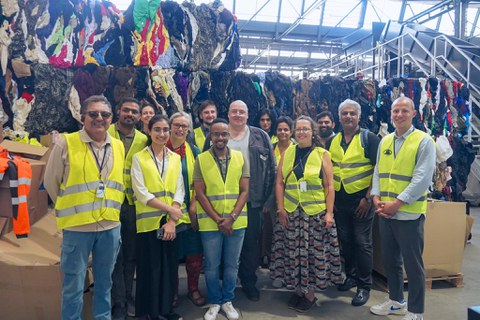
[108,125,147,204]
[196,149,248,231]
[377,130,430,214]
[281,145,326,215]
[330,132,373,194]
[194,127,206,151]
[55,132,125,229]
[134,148,181,233]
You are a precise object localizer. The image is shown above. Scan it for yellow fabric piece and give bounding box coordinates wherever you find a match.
[108,125,148,205]
[194,127,206,151]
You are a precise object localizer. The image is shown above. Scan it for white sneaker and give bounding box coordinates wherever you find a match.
[402,312,424,320]
[370,299,407,316]
[204,304,221,320]
[221,301,239,320]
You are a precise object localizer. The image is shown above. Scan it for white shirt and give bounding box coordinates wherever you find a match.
[131,147,185,206]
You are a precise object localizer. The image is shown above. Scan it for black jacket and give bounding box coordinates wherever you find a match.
[247,126,276,209]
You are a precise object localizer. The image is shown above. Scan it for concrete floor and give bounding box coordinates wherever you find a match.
[169,207,480,320]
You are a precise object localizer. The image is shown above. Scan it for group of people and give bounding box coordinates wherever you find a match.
[44,94,434,320]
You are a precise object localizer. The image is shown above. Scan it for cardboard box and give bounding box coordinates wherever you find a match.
[0,212,92,320]
[0,141,51,237]
[373,201,467,279]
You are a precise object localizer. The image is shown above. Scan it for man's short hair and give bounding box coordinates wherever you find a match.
[198,100,217,116]
[117,97,140,110]
[316,111,334,123]
[210,118,228,127]
[338,99,361,117]
[81,95,112,114]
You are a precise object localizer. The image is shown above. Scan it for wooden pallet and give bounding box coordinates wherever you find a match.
[373,271,464,291]
[425,273,464,289]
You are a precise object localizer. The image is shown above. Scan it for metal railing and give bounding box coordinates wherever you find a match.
[315,29,480,142]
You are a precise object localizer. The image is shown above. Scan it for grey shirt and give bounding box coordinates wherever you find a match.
[371,126,436,220]
[228,126,250,168]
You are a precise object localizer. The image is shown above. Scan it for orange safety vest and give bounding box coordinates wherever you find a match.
[0,147,32,238]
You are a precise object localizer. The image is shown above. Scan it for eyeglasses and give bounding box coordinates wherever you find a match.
[295,128,312,133]
[212,132,230,138]
[172,123,189,130]
[86,111,112,119]
[151,127,170,133]
[230,110,247,116]
[277,128,290,133]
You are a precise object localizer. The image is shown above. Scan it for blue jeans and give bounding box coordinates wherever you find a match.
[201,229,246,305]
[61,225,121,320]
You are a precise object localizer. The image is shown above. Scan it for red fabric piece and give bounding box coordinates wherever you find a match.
[167,140,186,159]
[21,92,34,103]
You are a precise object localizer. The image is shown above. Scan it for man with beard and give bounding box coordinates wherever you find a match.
[194,100,217,151]
[227,100,276,302]
[316,111,336,148]
[45,95,125,319]
[327,99,380,307]
[108,98,148,319]
[194,118,249,320]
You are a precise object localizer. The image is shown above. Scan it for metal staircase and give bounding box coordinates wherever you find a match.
[317,20,480,203]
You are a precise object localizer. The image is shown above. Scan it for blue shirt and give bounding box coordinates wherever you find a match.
[371,126,436,220]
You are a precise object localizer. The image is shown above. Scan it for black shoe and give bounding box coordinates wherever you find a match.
[162,312,183,320]
[338,278,357,291]
[351,288,370,306]
[294,296,317,313]
[287,293,303,309]
[243,285,260,301]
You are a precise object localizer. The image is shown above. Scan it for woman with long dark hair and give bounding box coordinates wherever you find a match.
[131,114,184,320]
[256,108,278,144]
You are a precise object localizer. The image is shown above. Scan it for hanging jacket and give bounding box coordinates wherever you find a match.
[0,147,32,238]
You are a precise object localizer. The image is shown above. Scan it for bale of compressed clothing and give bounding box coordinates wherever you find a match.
[25,63,78,135]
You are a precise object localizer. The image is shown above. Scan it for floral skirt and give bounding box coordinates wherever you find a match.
[270,208,344,293]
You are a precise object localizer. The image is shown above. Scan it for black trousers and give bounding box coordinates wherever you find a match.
[334,200,374,290]
[135,228,178,318]
[380,215,425,314]
[238,204,263,288]
[111,201,137,317]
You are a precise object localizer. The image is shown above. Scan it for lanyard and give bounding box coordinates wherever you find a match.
[283,147,312,186]
[89,143,108,177]
[150,145,166,178]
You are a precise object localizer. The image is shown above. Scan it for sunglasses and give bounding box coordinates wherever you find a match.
[86,111,112,119]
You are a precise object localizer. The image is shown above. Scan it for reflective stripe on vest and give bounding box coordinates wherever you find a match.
[377,130,429,214]
[281,145,326,215]
[330,132,373,193]
[55,132,125,229]
[108,125,148,204]
[197,149,247,231]
[194,127,206,151]
[134,148,181,233]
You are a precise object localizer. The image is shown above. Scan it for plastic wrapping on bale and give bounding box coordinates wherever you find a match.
[24,63,78,135]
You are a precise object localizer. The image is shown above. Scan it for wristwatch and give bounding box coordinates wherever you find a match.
[230,212,238,221]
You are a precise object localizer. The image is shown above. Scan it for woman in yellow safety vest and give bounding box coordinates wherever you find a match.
[131,114,184,320]
[272,116,295,165]
[167,112,206,307]
[271,115,343,313]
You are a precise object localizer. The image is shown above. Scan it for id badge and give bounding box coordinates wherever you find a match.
[96,181,105,198]
[299,181,307,193]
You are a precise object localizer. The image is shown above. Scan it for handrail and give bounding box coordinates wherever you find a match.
[311,25,480,142]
